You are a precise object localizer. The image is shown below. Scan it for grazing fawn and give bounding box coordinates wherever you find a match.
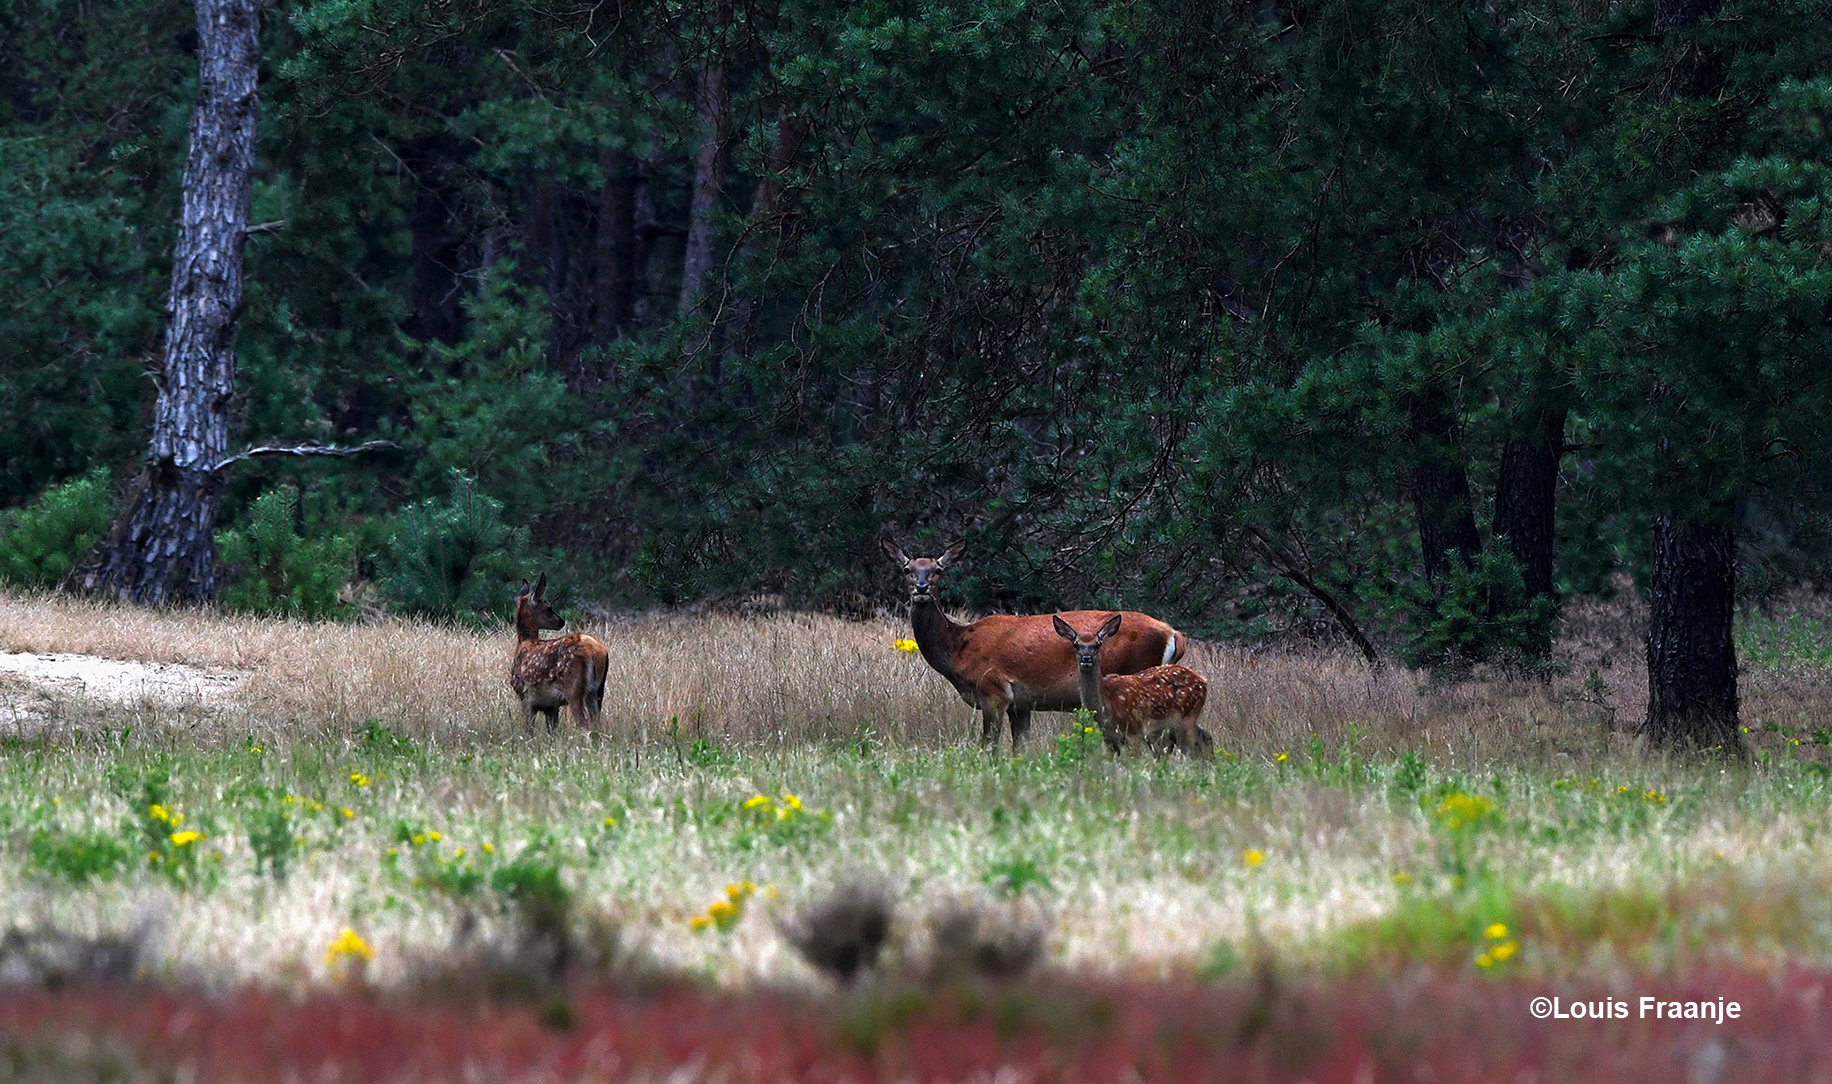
[1052,613,1212,755]
[882,536,1187,749]
[510,573,608,733]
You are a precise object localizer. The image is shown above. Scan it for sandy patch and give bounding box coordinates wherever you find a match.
[0,651,244,729]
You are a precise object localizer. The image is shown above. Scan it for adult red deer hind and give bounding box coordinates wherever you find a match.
[882,537,1187,750]
[511,573,608,733]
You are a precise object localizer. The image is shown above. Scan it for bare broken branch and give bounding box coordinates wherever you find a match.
[211,440,397,473]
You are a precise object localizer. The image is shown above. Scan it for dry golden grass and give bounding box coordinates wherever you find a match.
[2,586,1828,765]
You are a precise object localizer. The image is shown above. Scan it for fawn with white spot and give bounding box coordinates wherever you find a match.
[510,573,607,733]
[1052,612,1212,755]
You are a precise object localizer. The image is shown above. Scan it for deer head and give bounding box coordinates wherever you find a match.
[515,572,565,637]
[881,537,966,605]
[1052,612,1124,671]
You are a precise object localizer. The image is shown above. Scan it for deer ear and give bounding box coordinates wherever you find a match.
[1096,612,1123,643]
[1051,614,1078,642]
[518,580,531,597]
[534,572,547,598]
[880,537,910,568]
[937,539,966,569]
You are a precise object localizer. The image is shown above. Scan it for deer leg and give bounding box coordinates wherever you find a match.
[977,695,1005,750]
[1008,708,1034,748]
[542,706,561,732]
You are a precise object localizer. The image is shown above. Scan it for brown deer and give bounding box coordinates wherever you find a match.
[1053,613,1212,755]
[510,573,608,733]
[882,537,1187,750]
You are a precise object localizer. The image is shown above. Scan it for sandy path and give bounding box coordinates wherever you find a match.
[0,650,244,722]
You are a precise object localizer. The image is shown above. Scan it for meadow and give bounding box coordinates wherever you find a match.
[5,585,1832,1012]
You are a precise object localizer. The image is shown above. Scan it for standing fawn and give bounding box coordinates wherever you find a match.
[511,573,608,733]
[882,536,1187,750]
[1052,613,1212,755]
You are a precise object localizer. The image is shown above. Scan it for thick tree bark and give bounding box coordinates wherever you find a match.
[1407,402,1482,581]
[593,146,637,342]
[1492,405,1565,656]
[678,11,733,318]
[1642,512,1742,751]
[66,0,259,606]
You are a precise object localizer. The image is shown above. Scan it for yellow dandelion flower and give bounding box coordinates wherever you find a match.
[482,842,494,854]
[782,794,803,811]
[1485,923,1508,940]
[1476,953,1495,969]
[726,880,756,901]
[169,830,202,847]
[453,848,466,859]
[1643,790,1666,803]
[411,833,426,846]
[1618,785,1630,794]
[708,900,736,921]
[1275,753,1288,763]
[350,772,370,787]
[148,804,170,823]
[325,927,375,966]
[743,794,773,810]
[426,830,442,842]
[341,808,356,819]
[1492,940,1518,962]
[1242,849,1266,867]
[689,915,711,932]
[893,638,919,653]
[603,816,617,828]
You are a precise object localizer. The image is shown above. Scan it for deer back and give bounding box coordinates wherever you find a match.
[1100,665,1208,731]
[513,632,607,694]
[954,610,1183,701]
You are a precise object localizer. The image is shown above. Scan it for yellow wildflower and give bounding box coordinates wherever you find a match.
[1476,953,1495,969]
[1275,752,1288,763]
[1391,871,1413,886]
[1643,790,1666,804]
[743,794,773,811]
[1492,940,1518,962]
[708,900,736,922]
[1242,849,1266,867]
[169,830,202,847]
[482,842,495,854]
[324,927,375,966]
[689,915,711,932]
[726,880,757,901]
[893,638,919,653]
[602,816,617,828]
[1485,923,1508,940]
[341,808,356,819]
[148,804,170,823]
[350,772,371,787]
[426,830,442,842]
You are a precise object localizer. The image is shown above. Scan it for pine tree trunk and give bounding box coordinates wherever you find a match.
[678,11,732,318]
[593,146,636,343]
[1408,402,1481,581]
[65,0,259,606]
[1493,405,1565,656]
[1642,512,1742,751]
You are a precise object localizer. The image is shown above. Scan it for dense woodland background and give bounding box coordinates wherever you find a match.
[3,0,1831,720]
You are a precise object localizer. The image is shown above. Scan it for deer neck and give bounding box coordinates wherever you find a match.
[513,609,543,644]
[1077,665,1108,724]
[910,598,973,695]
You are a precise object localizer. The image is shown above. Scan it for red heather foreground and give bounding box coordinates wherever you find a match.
[4,968,1832,1083]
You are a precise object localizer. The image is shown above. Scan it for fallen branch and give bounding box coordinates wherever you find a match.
[211,440,397,473]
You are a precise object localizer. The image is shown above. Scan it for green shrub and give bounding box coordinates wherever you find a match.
[27,828,133,883]
[0,467,112,588]
[217,484,355,619]
[373,470,534,625]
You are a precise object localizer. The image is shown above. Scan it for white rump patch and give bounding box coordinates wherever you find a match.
[1161,634,1178,666]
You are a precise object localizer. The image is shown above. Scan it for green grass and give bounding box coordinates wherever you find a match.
[8,722,1832,990]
